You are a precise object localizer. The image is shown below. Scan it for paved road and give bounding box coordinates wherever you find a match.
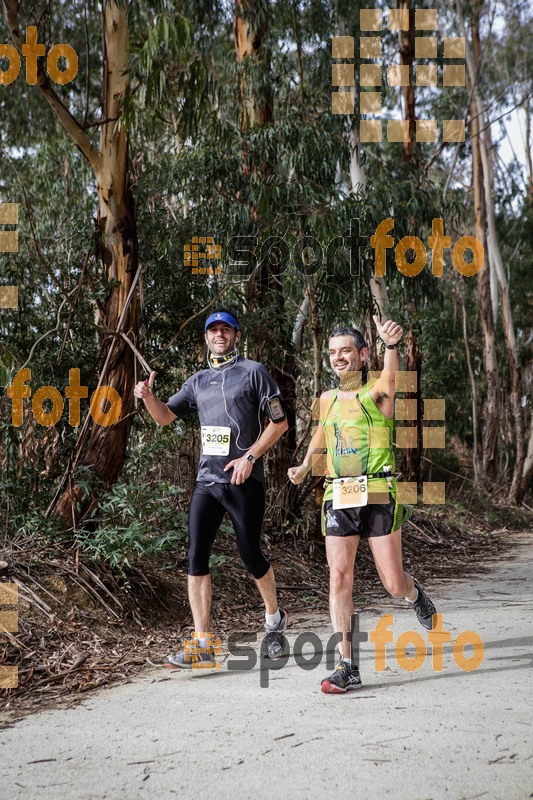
[1,538,532,800]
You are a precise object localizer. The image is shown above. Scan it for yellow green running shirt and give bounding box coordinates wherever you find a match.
[319,381,395,504]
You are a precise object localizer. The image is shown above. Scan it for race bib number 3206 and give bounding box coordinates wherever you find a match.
[201,426,231,456]
[332,476,368,510]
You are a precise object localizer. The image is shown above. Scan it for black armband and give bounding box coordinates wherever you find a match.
[264,395,286,422]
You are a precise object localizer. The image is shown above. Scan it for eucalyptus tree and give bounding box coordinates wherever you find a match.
[1,1,200,523]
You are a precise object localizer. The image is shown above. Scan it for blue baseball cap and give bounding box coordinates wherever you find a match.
[204,311,240,332]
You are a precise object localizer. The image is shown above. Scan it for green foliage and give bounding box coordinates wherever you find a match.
[1,0,531,556]
[73,479,187,574]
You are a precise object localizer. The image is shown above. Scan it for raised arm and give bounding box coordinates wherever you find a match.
[134,371,177,426]
[368,315,403,417]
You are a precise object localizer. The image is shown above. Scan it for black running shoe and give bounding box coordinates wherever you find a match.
[412,578,437,630]
[321,661,362,694]
[261,609,289,660]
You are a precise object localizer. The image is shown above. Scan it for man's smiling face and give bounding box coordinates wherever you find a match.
[205,322,240,356]
[328,335,367,380]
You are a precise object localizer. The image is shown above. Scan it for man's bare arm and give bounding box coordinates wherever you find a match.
[368,316,403,414]
[288,423,326,484]
[133,371,177,426]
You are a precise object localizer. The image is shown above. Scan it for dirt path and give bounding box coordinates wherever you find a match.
[0,534,531,800]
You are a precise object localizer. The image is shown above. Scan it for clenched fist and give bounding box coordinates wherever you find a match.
[287,463,310,485]
[134,370,156,400]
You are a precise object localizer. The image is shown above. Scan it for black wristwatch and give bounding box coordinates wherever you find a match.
[385,343,400,349]
[246,453,255,463]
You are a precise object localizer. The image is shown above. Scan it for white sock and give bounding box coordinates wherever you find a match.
[265,609,281,628]
[342,657,354,667]
[405,587,419,604]
[197,637,209,649]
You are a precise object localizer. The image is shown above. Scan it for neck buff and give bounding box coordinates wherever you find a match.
[208,348,239,368]
[337,371,364,392]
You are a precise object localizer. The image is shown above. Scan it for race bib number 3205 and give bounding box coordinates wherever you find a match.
[201,426,231,456]
[332,476,368,510]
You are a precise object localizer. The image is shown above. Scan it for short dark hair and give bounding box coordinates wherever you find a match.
[329,326,367,351]
[329,326,368,384]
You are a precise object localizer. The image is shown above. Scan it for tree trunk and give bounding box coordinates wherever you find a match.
[233,0,297,513]
[54,5,138,523]
[463,0,500,478]
[348,124,366,193]
[459,289,480,484]
[234,0,273,130]
[398,0,416,158]
[459,0,525,502]
[2,2,140,524]
[522,412,533,495]
[524,94,533,199]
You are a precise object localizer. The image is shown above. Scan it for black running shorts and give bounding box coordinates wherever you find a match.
[188,480,270,579]
[323,498,409,537]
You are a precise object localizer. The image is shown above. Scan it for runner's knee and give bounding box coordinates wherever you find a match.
[329,566,353,594]
[238,546,270,579]
[187,547,211,576]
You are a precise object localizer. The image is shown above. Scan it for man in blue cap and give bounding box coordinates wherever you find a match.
[134,308,289,667]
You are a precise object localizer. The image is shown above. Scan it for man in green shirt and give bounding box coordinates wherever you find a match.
[288,315,436,693]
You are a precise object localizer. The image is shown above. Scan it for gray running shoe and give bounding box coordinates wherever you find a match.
[164,647,217,670]
[321,661,362,694]
[412,578,437,630]
[261,609,289,660]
